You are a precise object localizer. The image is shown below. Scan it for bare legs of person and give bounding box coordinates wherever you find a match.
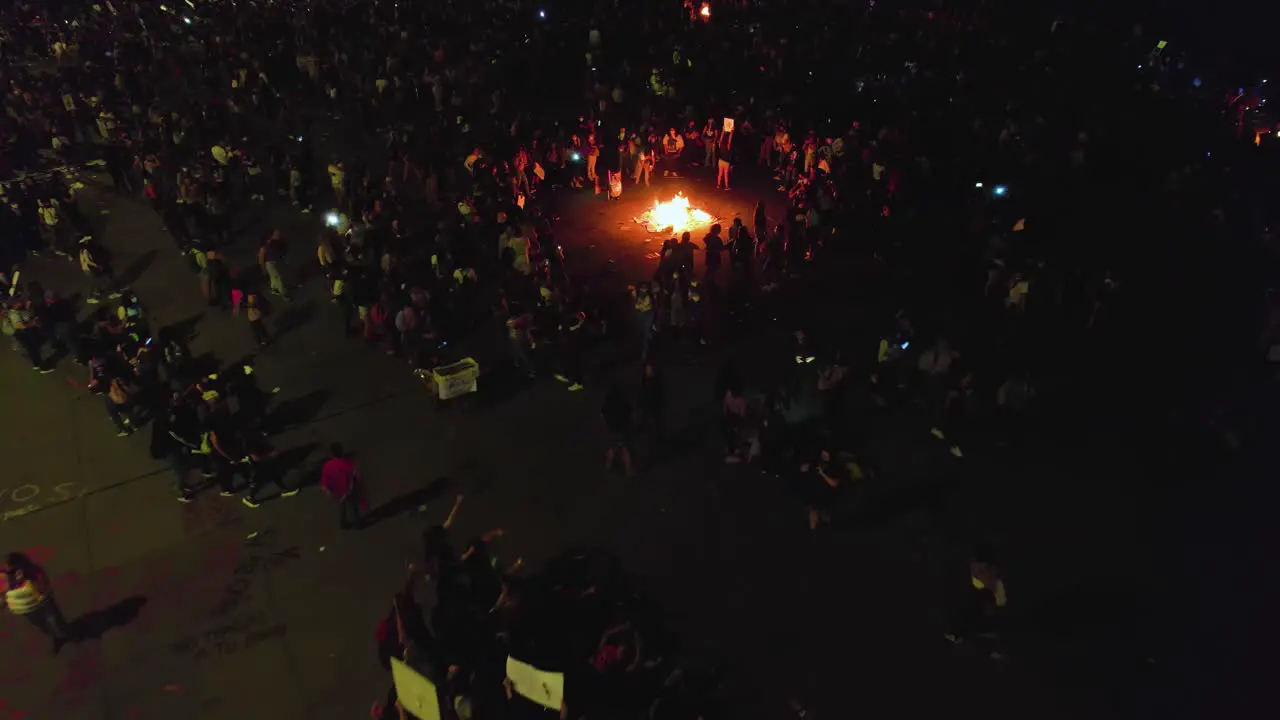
[604,442,633,477]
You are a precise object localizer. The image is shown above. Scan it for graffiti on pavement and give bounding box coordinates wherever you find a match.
[0,483,85,520]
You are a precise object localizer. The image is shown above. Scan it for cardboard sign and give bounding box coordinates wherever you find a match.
[506,656,564,711]
[391,657,441,720]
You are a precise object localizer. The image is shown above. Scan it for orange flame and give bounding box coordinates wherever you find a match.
[636,193,715,233]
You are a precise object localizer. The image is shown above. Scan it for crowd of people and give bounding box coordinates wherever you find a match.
[373,497,724,720]
[1,0,1271,716]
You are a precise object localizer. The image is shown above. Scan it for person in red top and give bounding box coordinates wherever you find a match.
[321,443,363,529]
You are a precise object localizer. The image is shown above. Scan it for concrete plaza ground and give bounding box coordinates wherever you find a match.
[0,170,1143,720]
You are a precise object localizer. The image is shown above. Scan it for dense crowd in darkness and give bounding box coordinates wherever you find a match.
[1,0,1274,717]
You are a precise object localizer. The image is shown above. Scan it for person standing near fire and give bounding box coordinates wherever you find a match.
[662,127,685,177]
[633,143,655,187]
[702,118,719,169]
[585,131,601,194]
[716,128,734,190]
[605,131,623,200]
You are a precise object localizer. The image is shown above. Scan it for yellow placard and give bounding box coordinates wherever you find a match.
[391,657,441,720]
[506,656,563,711]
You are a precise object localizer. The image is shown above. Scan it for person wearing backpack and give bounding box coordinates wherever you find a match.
[105,376,137,436]
[78,235,121,304]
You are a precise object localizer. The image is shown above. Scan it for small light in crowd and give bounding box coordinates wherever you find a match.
[700,3,711,18]
[538,8,545,18]
[992,185,1008,197]
[1136,64,1143,70]
[899,341,910,350]
[570,151,581,161]
[183,16,192,24]
[974,182,984,188]
[325,212,340,227]
[1192,77,1202,88]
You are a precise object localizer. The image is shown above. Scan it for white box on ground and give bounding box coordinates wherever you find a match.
[431,358,479,399]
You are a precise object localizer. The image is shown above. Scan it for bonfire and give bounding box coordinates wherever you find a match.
[635,193,716,234]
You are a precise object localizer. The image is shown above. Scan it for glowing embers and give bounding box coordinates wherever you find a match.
[634,193,715,234]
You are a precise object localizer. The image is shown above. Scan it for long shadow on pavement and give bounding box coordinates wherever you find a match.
[358,476,451,531]
[272,300,317,338]
[117,249,160,288]
[473,365,537,407]
[157,311,206,345]
[69,595,148,642]
[267,389,331,431]
[276,442,321,489]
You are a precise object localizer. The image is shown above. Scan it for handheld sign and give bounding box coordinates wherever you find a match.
[390,657,441,720]
[506,656,564,711]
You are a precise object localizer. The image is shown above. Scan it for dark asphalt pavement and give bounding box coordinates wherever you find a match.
[0,169,1138,720]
